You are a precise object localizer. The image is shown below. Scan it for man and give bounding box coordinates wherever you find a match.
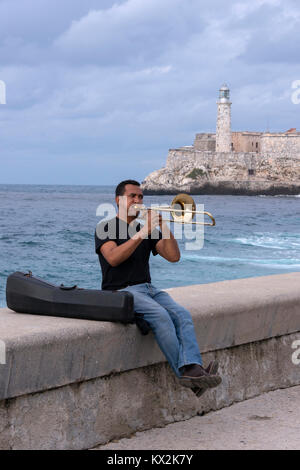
[95,180,221,396]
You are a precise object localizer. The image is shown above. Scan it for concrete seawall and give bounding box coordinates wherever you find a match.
[0,273,300,449]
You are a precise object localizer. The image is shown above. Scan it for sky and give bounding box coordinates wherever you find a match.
[0,0,300,185]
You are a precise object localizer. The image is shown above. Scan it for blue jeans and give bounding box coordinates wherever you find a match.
[119,283,203,377]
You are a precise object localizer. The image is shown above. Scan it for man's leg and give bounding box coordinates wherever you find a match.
[120,283,184,377]
[150,285,203,371]
[120,284,222,391]
[150,285,222,390]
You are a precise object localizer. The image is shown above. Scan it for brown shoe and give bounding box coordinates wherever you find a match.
[179,362,221,390]
[191,361,219,397]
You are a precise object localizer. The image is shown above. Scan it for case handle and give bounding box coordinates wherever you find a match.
[59,284,77,291]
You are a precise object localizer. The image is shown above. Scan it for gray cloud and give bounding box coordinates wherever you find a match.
[0,0,122,64]
[233,2,300,64]
[0,0,117,42]
[54,0,206,66]
[0,0,300,184]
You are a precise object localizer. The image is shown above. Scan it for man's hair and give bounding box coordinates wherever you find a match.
[115,180,140,197]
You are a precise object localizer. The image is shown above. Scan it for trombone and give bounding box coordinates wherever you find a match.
[133,193,216,226]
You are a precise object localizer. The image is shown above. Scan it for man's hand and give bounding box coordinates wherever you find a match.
[155,215,181,263]
[139,210,160,238]
[158,213,163,228]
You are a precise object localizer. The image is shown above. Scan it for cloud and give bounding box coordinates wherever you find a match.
[0,0,300,184]
[54,0,206,66]
[0,0,121,64]
[232,1,300,64]
[0,0,116,42]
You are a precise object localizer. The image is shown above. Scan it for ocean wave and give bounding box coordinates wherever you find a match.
[231,235,300,250]
[19,241,43,246]
[273,194,300,198]
[258,194,300,198]
[181,253,300,267]
[57,230,92,238]
[0,235,13,241]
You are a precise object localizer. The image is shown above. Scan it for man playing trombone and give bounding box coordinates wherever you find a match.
[95,179,222,396]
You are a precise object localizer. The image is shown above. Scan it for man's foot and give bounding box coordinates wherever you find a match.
[179,361,221,390]
[191,360,219,398]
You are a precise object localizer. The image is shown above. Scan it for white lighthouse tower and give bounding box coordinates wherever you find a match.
[216,84,232,152]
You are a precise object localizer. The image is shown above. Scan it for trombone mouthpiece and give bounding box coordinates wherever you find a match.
[128,204,145,216]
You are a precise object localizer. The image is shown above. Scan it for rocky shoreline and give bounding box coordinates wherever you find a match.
[141,148,300,196]
[142,180,300,196]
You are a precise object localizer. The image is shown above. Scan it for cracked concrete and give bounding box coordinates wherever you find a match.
[94,385,300,450]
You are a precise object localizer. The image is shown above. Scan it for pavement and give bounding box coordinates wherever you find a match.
[94,385,300,450]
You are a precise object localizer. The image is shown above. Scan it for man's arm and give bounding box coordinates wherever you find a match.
[101,211,160,267]
[100,236,143,267]
[155,219,180,263]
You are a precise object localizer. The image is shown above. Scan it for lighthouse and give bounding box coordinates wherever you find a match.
[216,84,232,152]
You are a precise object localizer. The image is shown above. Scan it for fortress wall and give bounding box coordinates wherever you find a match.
[189,132,300,155]
[232,132,262,153]
[166,150,259,178]
[164,148,300,182]
[261,134,300,157]
[166,149,256,169]
[194,133,216,151]
[0,273,300,449]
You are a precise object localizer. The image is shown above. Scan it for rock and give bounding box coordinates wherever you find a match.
[142,148,300,195]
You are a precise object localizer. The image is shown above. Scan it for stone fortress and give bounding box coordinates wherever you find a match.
[142,85,300,195]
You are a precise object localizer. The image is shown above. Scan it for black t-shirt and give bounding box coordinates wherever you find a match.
[95,216,162,290]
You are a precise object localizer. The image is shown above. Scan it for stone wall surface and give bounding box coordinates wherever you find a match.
[194,133,216,151]
[261,134,300,156]
[0,332,299,450]
[0,273,299,449]
[231,132,262,152]
[216,103,231,152]
[185,132,300,155]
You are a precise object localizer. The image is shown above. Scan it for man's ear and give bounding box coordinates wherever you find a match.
[115,196,119,207]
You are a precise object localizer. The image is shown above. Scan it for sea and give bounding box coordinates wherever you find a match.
[0,184,299,308]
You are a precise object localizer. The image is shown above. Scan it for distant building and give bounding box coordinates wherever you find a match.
[141,84,300,195]
[216,84,232,152]
[193,84,300,158]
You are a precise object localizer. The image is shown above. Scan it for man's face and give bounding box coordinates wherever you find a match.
[117,184,144,217]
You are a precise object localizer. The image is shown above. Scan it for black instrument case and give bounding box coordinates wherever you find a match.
[6,271,135,323]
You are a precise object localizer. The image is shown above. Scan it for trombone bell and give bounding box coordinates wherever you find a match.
[170,193,196,224]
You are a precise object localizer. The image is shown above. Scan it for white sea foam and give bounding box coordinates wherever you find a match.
[232,234,300,250]
[274,194,300,198]
[181,253,300,268]
[258,194,300,198]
